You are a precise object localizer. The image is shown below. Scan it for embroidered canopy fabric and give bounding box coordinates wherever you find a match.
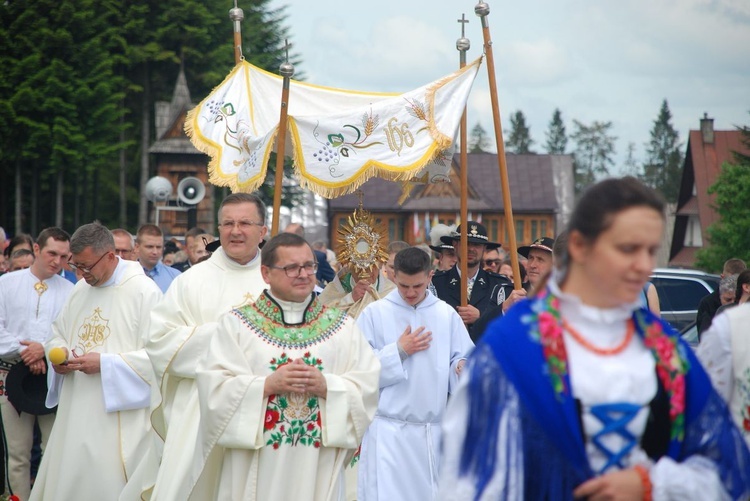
[186,58,482,198]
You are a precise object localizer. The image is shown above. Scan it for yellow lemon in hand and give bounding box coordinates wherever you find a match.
[48,347,67,365]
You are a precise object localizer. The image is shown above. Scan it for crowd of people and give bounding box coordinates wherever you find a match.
[0,176,750,500]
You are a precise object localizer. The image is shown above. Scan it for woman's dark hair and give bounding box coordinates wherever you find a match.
[562,177,665,272]
[568,177,665,242]
[394,247,431,275]
[501,257,527,282]
[735,270,750,303]
[4,233,34,258]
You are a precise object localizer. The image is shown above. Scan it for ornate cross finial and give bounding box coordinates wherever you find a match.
[457,13,469,37]
[356,189,364,210]
[279,39,295,78]
[456,13,470,52]
[283,39,292,63]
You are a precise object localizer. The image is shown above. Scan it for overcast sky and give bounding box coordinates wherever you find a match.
[267,0,750,171]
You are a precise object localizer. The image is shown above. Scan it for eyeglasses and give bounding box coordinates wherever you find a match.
[218,220,263,231]
[269,262,318,278]
[68,252,109,274]
[484,259,501,266]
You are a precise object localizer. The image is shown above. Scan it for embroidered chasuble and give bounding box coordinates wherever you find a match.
[30,259,162,501]
[194,292,380,501]
[146,247,267,500]
[318,271,395,320]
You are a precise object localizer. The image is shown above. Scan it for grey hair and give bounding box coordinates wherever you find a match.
[70,222,115,255]
[719,274,738,295]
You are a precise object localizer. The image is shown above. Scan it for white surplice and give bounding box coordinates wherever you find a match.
[698,303,750,446]
[355,288,474,501]
[195,291,380,501]
[30,259,162,501]
[146,247,267,500]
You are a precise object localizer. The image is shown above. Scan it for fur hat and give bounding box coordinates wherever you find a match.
[428,224,456,252]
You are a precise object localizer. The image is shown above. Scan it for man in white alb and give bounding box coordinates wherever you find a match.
[147,193,270,500]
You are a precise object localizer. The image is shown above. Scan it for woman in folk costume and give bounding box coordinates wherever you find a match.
[438,177,750,500]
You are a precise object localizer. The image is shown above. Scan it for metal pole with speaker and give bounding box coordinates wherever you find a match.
[146,176,206,229]
[177,177,206,229]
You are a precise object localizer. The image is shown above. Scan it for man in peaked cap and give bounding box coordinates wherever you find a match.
[430,221,512,342]
[501,236,556,312]
[471,236,557,340]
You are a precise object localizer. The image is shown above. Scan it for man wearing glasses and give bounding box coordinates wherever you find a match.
[147,192,270,500]
[194,232,380,500]
[0,227,73,501]
[111,228,136,261]
[31,222,162,500]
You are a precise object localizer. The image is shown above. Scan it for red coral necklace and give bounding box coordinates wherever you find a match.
[562,318,634,356]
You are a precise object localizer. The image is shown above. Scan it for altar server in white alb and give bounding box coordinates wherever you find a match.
[147,193,270,500]
[356,246,474,501]
[195,232,380,500]
[0,227,73,501]
[30,222,162,501]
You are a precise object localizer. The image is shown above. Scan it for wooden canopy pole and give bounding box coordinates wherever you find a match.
[475,2,522,290]
[457,14,470,307]
[229,1,244,65]
[271,40,294,236]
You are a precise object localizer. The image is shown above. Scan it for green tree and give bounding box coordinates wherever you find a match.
[695,120,750,271]
[469,122,490,153]
[506,110,534,154]
[621,142,642,177]
[0,0,301,234]
[544,108,567,154]
[570,120,617,192]
[641,99,683,203]
[0,0,128,233]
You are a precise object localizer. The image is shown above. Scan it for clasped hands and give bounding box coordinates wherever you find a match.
[265,358,327,398]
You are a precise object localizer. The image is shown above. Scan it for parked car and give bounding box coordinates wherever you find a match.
[649,268,720,332]
[679,320,699,348]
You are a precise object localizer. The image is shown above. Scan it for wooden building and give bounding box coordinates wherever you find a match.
[669,115,750,267]
[327,152,574,254]
[149,67,215,236]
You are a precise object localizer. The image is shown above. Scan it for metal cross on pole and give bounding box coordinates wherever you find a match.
[457,13,471,307]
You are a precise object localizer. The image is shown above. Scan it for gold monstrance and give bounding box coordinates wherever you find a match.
[336,194,389,281]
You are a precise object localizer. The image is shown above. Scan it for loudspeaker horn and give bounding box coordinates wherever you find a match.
[177,177,206,205]
[145,176,173,203]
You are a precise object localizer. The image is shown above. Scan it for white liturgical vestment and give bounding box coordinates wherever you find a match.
[355,288,474,501]
[147,246,267,500]
[30,258,162,501]
[194,291,380,501]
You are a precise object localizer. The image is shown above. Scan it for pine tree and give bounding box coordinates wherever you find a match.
[544,108,567,154]
[641,99,683,203]
[469,122,490,153]
[506,110,534,154]
[570,120,617,192]
[622,142,641,177]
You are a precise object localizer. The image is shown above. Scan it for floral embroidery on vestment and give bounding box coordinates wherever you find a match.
[264,352,324,449]
[235,292,347,349]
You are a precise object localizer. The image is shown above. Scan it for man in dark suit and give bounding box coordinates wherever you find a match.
[431,222,511,341]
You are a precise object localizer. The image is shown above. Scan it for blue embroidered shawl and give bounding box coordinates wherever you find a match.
[458,287,750,500]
